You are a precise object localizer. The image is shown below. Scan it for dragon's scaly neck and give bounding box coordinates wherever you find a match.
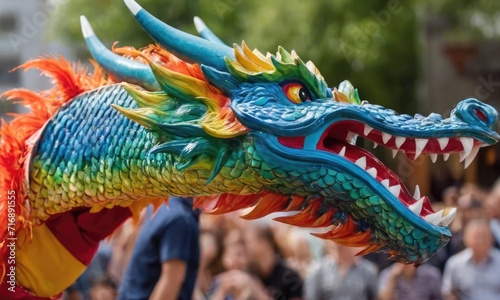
[28,84,262,222]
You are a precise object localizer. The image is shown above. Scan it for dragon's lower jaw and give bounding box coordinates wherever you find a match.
[318,138,455,226]
[199,118,489,264]
[277,120,463,228]
[313,119,494,226]
[274,116,490,263]
[195,128,462,265]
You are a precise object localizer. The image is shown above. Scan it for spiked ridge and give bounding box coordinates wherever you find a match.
[1,3,500,296]
[226,43,330,100]
[112,44,249,139]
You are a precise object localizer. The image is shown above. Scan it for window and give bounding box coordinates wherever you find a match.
[0,14,17,33]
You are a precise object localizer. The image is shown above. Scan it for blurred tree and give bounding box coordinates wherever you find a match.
[236,0,418,113]
[427,0,500,42]
[50,0,201,47]
[50,0,418,112]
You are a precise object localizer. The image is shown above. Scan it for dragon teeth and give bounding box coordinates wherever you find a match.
[395,136,406,148]
[339,146,346,157]
[381,179,390,188]
[458,151,467,162]
[381,132,392,144]
[409,198,424,215]
[460,137,474,157]
[392,149,398,158]
[437,137,449,150]
[347,131,358,145]
[366,167,377,178]
[355,157,367,169]
[439,207,457,226]
[364,125,373,136]
[373,142,378,149]
[424,210,444,225]
[414,139,428,159]
[413,185,420,200]
[430,153,437,163]
[464,145,480,169]
[443,153,450,161]
[388,184,401,197]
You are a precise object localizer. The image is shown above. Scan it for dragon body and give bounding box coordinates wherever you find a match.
[0,0,499,298]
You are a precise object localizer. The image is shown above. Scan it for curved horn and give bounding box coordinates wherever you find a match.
[193,16,227,46]
[80,16,160,91]
[124,0,234,71]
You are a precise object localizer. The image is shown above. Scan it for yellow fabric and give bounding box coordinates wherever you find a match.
[15,224,86,297]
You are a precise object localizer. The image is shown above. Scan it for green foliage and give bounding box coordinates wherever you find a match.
[50,0,418,113]
[428,0,500,41]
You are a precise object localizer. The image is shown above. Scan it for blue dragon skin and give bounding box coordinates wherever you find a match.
[0,0,498,298]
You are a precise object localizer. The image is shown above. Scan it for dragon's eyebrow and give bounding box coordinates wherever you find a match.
[225,42,331,99]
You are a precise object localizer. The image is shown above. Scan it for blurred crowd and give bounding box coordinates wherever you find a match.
[62,178,500,300]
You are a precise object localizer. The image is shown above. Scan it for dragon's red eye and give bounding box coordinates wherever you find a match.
[282,82,311,104]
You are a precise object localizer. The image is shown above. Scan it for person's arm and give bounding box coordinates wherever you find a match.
[153,210,199,299]
[377,264,403,300]
[366,263,379,300]
[441,257,459,300]
[211,270,271,300]
[150,259,187,300]
[304,263,322,300]
[441,260,457,300]
[430,268,443,300]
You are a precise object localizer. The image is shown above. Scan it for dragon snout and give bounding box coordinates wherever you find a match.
[452,98,499,132]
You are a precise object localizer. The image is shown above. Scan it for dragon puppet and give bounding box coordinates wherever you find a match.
[0,0,499,298]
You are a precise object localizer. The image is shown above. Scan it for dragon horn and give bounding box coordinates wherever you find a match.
[124,0,234,71]
[193,16,227,46]
[80,16,160,91]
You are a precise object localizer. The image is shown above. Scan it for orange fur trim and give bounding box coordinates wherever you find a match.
[113,44,206,81]
[113,44,248,137]
[0,56,108,281]
[0,46,247,283]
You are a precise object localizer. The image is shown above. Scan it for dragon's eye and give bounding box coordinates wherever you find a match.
[282,82,311,104]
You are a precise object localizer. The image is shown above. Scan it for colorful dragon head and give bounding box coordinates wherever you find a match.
[78,0,500,266]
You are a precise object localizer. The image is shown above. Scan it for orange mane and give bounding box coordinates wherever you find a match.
[0,56,108,278]
[0,47,247,279]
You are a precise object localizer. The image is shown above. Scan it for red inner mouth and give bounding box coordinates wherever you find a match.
[279,120,484,221]
[336,121,483,156]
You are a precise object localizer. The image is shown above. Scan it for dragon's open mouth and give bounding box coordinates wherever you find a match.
[269,100,499,264]
[316,119,486,226]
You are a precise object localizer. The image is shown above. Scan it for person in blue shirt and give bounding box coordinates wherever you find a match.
[118,196,200,300]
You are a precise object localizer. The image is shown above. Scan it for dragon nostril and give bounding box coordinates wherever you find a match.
[453,99,499,131]
[475,109,488,122]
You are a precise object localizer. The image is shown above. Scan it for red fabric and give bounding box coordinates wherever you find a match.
[0,281,61,299]
[45,206,131,265]
[0,56,109,282]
